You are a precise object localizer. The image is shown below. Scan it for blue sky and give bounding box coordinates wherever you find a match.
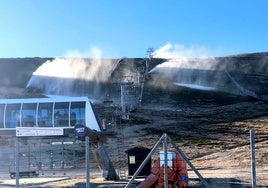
[0,0,267,58]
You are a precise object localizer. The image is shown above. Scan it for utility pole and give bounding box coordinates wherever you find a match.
[15,137,19,188]
[86,136,90,188]
[250,129,256,188]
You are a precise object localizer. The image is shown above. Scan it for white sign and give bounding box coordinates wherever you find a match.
[160,151,175,168]
[16,127,64,137]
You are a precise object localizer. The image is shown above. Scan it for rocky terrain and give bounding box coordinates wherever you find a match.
[0,53,267,187]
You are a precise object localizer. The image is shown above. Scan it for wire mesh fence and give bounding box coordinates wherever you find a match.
[0,131,267,187]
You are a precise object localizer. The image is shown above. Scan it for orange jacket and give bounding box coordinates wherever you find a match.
[138,150,188,188]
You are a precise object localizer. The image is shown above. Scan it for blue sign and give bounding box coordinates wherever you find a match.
[74,124,88,138]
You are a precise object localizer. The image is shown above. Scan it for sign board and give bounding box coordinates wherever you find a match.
[129,156,136,164]
[74,124,88,139]
[160,151,175,168]
[16,127,64,137]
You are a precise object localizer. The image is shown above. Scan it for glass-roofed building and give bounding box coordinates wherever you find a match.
[0,97,101,131]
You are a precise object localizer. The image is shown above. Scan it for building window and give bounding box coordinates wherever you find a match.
[5,104,21,128]
[21,103,37,127]
[70,102,85,126]
[0,104,5,128]
[38,103,53,127]
[54,102,70,127]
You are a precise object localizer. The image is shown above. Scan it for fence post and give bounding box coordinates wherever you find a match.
[163,133,168,188]
[250,129,256,188]
[15,137,19,188]
[86,136,90,188]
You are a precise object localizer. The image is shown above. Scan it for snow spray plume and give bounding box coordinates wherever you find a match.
[152,43,210,59]
[26,48,115,98]
[149,43,223,91]
[149,43,267,99]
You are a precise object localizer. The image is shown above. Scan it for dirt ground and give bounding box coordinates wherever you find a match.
[1,98,267,188]
[0,167,267,187]
[0,83,267,187]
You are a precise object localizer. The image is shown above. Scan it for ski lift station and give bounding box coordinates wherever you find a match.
[0,97,123,181]
[0,96,101,132]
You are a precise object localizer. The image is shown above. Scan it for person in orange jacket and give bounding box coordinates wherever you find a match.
[137,150,188,188]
